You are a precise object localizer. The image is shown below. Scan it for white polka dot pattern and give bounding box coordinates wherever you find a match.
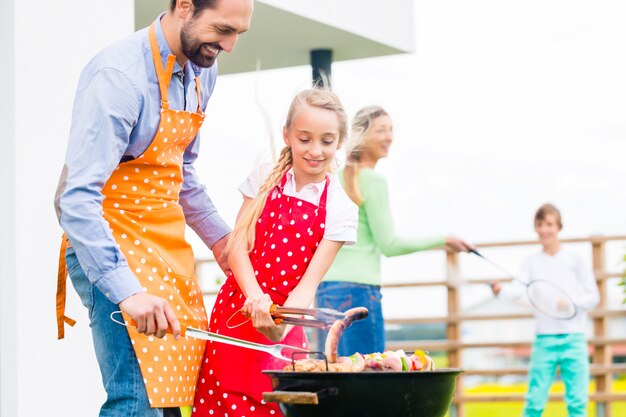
[101,58,207,406]
[192,174,329,417]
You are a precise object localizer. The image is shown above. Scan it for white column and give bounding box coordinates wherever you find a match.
[0,0,17,415]
[11,1,134,415]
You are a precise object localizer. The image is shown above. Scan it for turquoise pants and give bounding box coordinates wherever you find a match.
[524,333,589,417]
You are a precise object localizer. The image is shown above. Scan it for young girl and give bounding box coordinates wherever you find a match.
[492,204,599,417]
[191,89,358,417]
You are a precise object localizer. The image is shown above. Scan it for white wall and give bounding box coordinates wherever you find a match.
[9,1,134,416]
[1,0,17,415]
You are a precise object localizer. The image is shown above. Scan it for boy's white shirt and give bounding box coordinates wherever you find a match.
[238,163,358,245]
[499,249,599,336]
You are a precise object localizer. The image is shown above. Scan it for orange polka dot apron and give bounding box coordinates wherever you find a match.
[192,172,329,417]
[56,23,209,408]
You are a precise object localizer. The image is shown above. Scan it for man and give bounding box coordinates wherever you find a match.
[54,1,253,415]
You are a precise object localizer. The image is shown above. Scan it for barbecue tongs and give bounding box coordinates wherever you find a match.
[242,304,347,330]
[110,311,310,361]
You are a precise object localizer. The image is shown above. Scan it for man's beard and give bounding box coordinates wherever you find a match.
[180,22,219,68]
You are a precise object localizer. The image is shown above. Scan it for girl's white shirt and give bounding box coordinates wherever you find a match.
[499,249,599,336]
[238,163,358,245]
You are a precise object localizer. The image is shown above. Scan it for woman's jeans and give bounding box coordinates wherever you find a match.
[524,333,590,417]
[66,247,180,417]
[315,281,385,356]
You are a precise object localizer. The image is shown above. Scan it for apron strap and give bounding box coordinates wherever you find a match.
[279,170,289,188]
[195,77,203,114]
[318,175,330,211]
[274,169,330,211]
[148,23,176,111]
[56,235,77,339]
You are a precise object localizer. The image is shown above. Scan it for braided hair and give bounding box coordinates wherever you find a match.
[227,89,347,253]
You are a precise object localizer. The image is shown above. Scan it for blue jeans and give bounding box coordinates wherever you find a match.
[524,334,590,417]
[66,247,179,417]
[315,281,385,356]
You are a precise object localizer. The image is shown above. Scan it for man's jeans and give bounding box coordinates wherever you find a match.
[315,281,385,356]
[66,247,180,417]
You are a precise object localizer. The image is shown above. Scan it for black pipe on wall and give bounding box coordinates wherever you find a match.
[311,49,333,89]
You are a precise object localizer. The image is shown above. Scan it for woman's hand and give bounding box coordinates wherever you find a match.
[244,293,285,342]
[445,236,474,253]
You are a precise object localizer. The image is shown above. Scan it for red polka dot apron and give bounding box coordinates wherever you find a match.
[192,172,329,417]
[56,23,209,408]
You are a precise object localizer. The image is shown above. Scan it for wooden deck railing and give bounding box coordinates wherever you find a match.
[384,235,626,417]
[196,235,626,417]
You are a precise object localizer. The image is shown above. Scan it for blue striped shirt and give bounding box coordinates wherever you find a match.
[56,15,230,304]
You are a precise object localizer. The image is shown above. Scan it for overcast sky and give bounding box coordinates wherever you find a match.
[192,1,626,316]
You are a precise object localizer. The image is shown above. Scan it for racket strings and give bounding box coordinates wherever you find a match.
[526,280,577,319]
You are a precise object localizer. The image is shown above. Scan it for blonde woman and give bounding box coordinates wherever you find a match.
[316,106,473,356]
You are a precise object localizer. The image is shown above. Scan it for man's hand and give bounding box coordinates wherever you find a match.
[119,292,181,339]
[446,236,474,253]
[211,233,231,274]
[490,282,502,296]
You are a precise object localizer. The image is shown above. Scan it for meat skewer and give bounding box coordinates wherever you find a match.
[285,305,436,373]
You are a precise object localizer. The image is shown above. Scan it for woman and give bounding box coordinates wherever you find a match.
[316,105,473,356]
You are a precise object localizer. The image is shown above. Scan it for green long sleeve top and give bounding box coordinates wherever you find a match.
[323,168,446,286]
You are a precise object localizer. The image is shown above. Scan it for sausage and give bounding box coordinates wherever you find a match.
[324,307,369,362]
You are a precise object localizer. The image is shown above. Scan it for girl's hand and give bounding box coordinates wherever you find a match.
[249,296,285,342]
[241,292,272,318]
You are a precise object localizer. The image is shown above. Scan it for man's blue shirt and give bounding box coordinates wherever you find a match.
[57,15,230,304]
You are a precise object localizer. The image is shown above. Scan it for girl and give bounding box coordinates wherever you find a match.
[191,89,358,417]
[316,105,473,356]
[492,204,599,417]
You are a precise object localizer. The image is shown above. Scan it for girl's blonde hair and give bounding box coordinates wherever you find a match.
[227,89,348,253]
[343,106,389,205]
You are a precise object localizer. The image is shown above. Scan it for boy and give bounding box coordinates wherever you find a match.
[492,204,599,417]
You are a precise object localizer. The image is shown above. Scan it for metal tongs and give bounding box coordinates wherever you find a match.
[184,327,309,361]
[110,311,309,361]
[263,304,346,330]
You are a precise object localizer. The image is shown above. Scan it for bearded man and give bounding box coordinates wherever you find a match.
[54,1,253,415]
